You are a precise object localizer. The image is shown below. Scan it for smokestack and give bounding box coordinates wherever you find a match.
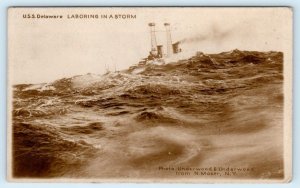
[157,45,163,58]
[164,23,172,57]
[148,23,157,54]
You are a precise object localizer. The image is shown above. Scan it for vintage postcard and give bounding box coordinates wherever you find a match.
[7,7,292,183]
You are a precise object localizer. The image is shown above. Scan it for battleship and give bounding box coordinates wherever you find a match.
[136,23,181,66]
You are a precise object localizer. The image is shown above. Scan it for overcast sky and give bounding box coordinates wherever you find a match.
[8,7,292,84]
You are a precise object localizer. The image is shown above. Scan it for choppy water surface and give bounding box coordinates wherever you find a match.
[12,50,284,180]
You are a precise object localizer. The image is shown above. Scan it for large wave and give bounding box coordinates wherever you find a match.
[12,49,284,179]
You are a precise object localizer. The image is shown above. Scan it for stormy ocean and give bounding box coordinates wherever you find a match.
[12,50,284,179]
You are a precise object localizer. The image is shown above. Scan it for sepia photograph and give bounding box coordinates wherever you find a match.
[7,7,292,183]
